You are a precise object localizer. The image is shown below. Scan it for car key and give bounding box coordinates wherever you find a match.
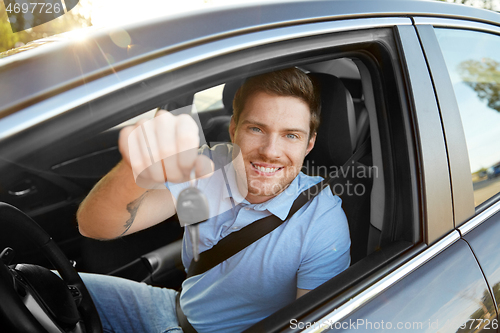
[176,171,209,261]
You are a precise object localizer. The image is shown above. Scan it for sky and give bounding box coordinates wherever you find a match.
[436,28,500,172]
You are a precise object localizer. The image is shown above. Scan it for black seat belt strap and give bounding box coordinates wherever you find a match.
[176,181,326,333]
[186,180,327,278]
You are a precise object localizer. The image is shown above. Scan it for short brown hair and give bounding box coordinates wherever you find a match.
[232,68,321,138]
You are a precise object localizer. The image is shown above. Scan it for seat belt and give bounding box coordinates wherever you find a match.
[186,180,326,278]
[176,137,371,332]
[175,180,327,333]
[185,137,370,279]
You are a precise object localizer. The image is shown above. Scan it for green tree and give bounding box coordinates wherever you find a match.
[491,282,500,307]
[0,9,19,51]
[0,0,92,53]
[434,0,498,11]
[455,287,495,333]
[458,58,500,112]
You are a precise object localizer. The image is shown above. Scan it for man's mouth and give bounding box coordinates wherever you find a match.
[251,162,283,174]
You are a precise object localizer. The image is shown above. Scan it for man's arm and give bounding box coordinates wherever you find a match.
[296,194,351,295]
[77,111,213,240]
[296,288,310,299]
[77,160,177,239]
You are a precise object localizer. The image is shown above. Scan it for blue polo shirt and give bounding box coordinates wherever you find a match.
[166,144,350,333]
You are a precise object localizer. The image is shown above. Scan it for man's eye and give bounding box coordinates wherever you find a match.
[250,127,262,133]
[286,133,298,139]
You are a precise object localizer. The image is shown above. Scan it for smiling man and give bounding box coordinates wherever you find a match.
[77,68,351,333]
[231,89,315,203]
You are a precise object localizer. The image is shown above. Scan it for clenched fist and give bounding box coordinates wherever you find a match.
[118,110,214,188]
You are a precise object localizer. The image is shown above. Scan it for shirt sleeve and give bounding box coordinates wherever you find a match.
[296,194,351,290]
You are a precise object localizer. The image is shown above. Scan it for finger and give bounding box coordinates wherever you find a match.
[146,160,167,185]
[195,155,214,179]
[128,119,154,181]
[149,111,175,162]
[141,116,171,184]
[176,114,199,176]
[118,126,134,166]
[152,113,184,183]
[154,108,167,117]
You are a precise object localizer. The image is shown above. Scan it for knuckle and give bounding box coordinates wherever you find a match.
[159,146,176,159]
[164,170,184,183]
[151,171,166,183]
[176,114,199,132]
[177,133,199,149]
[131,161,146,174]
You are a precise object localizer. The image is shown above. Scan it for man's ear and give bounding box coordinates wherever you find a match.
[305,132,317,156]
[229,116,236,143]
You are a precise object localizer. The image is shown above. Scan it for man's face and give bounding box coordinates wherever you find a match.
[229,91,316,204]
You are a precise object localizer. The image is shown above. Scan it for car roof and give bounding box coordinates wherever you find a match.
[0,0,499,118]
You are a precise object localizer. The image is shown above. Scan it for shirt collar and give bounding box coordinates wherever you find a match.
[222,161,248,204]
[258,176,299,221]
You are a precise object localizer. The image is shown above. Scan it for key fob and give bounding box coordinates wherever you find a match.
[177,187,210,227]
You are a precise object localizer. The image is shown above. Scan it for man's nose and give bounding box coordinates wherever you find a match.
[258,135,281,159]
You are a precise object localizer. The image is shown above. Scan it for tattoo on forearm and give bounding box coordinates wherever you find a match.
[120,191,149,236]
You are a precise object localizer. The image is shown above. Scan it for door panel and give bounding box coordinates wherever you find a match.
[0,128,122,267]
[335,240,496,332]
[463,209,500,314]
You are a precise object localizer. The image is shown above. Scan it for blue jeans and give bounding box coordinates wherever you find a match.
[80,273,183,333]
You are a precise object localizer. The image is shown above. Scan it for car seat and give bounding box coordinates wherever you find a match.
[203,79,244,145]
[305,73,373,265]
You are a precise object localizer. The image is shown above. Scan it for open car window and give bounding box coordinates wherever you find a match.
[84,24,418,330]
[194,83,225,113]
[0,15,426,333]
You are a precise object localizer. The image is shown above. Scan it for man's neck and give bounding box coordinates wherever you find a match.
[245,193,276,204]
[240,181,291,205]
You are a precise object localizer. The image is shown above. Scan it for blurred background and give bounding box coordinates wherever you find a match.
[0,0,255,53]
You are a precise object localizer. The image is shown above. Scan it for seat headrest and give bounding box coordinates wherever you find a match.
[305,73,357,171]
[222,78,245,114]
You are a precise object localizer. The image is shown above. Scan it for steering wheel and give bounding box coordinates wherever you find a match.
[0,202,102,332]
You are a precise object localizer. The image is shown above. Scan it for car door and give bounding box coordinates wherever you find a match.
[417,17,500,332]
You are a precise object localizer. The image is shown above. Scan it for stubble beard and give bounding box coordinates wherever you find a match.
[231,146,301,201]
[245,163,301,198]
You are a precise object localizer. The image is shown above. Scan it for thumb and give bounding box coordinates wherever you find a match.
[195,155,215,179]
[118,126,135,167]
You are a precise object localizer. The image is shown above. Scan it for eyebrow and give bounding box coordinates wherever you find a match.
[241,119,309,135]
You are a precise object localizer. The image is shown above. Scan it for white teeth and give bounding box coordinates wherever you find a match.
[254,164,279,173]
